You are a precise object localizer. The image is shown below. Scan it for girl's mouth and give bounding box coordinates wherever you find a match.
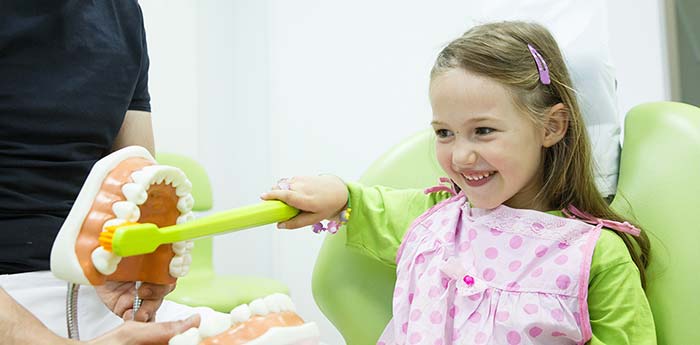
[461,171,497,187]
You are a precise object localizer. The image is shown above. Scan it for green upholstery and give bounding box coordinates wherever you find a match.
[610,102,700,344]
[156,153,288,312]
[311,102,700,344]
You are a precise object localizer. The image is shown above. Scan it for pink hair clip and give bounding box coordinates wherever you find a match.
[527,44,551,85]
[563,205,641,237]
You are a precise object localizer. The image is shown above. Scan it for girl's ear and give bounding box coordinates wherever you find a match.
[542,103,569,148]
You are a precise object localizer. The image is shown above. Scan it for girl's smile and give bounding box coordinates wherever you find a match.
[460,170,497,187]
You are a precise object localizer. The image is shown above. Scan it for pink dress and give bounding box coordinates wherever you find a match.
[378,193,604,345]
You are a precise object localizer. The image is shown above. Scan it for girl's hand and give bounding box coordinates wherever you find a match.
[260,175,348,229]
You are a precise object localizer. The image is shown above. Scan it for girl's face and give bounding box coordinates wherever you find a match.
[430,68,548,210]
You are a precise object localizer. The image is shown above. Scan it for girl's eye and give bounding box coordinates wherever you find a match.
[475,127,495,135]
[435,129,453,138]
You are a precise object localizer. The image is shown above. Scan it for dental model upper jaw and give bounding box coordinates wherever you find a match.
[168,293,320,345]
[101,164,195,279]
[50,146,196,286]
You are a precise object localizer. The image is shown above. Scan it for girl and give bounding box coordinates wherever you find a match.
[262,21,655,344]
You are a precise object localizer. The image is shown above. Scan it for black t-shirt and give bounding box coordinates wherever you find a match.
[0,0,151,273]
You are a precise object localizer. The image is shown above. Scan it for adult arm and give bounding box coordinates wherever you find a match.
[111,110,155,155]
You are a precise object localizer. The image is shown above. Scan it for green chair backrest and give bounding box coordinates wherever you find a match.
[312,101,700,344]
[610,102,700,344]
[155,152,214,275]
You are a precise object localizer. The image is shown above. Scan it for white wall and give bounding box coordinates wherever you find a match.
[140,0,199,158]
[608,0,672,116]
[142,1,671,344]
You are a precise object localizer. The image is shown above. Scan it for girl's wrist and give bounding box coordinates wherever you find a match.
[313,189,351,234]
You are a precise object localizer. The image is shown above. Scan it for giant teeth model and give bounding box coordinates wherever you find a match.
[50,146,195,285]
[169,293,320,345]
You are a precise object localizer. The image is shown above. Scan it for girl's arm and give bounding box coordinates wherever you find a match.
[262,176,450,266]
[343,181,450,267]
[587,231,656,344]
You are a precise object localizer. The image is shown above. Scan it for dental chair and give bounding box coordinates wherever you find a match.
[156,153,289,312]
[312,101,700,344]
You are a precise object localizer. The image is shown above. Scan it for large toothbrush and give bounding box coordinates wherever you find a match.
[99,200,298,257]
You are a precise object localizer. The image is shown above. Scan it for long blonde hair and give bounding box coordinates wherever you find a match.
[430,21,650,287]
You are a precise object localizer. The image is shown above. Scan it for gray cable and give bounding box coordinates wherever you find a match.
[66,283,80,340]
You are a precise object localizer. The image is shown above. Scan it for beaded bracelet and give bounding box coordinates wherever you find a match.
[312,202,352,234]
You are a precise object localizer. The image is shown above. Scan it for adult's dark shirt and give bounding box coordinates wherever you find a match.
[0,0,151,273]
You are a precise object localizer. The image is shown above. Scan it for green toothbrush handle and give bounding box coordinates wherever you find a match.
[111,200,299,257]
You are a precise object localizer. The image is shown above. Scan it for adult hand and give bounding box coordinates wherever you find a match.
[84,314,200,345]
[260,175,348,229]
[95,281,175,322]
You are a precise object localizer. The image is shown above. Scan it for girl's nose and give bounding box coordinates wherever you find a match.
[452,144,478,167]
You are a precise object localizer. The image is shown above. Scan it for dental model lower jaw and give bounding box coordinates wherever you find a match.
[50,146,196,286]
[169,293,320,345]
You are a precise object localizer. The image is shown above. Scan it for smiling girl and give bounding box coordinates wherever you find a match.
[262,21,655,345]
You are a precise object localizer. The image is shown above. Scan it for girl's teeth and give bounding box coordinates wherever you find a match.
[463,172,492,181]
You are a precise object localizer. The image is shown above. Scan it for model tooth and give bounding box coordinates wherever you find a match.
[287,300,296,312]
[176,179,193,197]
[169,253,192,278]
[130,170,152,186]
[276,293,295,312]
[164,173,175,185]
[284,295,296,312]
[172,240,194,255]
[182,253,192,265]
[171,241,186,255]
[102,218,126,231]
[249,298,269,316]
[264,294,281,313]
[169,169,186,188]
[230,304,252,324]
[112,201,140,222]
[170,258,184,277]
[91,247,121,275]
[180,264,191,277]
[121,183,148,205]
[169,266,185,278]
[155,173,166,184]
[176,212,195,225]
[141,165,161,175]
[198,312,231,338]
[169,256,184,277]
[168,327,201,345]
[177,194,194,213]
[272,294,288,312]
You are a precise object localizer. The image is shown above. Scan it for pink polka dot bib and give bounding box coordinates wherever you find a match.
[378,193,602,345]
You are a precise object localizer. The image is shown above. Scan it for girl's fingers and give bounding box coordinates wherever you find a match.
[278,211,325,230]
[261,190,311,210]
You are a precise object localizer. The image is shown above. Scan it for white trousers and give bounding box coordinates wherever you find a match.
[0,271,221,341]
